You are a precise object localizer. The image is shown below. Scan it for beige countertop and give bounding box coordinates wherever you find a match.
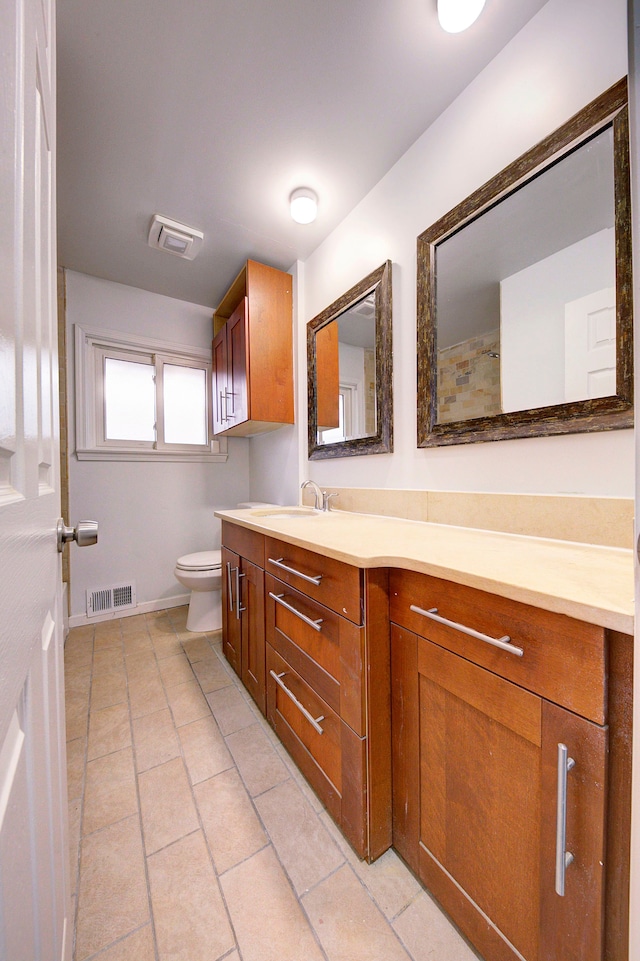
[215,508,634,635]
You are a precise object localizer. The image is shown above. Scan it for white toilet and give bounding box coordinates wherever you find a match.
[174,503,275,633]
[174,550,222,633]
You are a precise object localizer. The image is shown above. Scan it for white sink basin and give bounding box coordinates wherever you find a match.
[250,507,319,519]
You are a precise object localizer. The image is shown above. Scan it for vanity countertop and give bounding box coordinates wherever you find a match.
[215,508,634,634]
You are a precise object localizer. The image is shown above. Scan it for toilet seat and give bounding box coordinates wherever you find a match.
[175,550,222,572]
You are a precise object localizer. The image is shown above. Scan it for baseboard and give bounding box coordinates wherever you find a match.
[68,593,190,628]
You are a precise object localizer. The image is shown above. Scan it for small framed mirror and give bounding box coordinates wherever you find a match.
[417,79,632,447]
[308,261,392,459]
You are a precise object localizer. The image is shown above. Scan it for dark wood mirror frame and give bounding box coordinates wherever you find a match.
[417,78,632,448]
[308,260,393,459]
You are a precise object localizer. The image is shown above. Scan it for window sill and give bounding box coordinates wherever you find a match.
[75,446,228,463]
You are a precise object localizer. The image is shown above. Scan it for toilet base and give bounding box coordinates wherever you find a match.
[185,588,222,633]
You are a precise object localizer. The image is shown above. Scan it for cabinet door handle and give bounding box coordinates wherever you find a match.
[409,605,524,657]
[269,592,323,632]
[555,743,575,896]
[269,670,325,735]
[227,562,235,612]
[235,567,246,619]
[219,390,229,423]
[225,388,235,417]
[268,556,323,586]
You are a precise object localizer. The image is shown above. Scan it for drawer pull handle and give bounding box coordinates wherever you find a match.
[268,557,322,586]
[555,743,575,896]
[269,592,323,632]
[409,605,524,657]
[270,670,325,735]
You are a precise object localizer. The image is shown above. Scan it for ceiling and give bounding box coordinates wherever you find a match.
[56,0,550,310]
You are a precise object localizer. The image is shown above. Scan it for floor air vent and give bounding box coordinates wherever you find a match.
[86,582,136,617]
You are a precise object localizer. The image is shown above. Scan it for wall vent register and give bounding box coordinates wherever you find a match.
[86,582,137,617]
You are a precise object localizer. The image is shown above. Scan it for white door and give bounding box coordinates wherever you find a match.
[0,0,70,957]
[564,287,616,401]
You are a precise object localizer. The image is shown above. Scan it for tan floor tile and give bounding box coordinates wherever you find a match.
[192,656,234,695]
[125,651,159,677]
[66,736,86,800]
[90,924,156,961]
[165,678,211,727]
[68,797,82,896]
[133,708,180,772]
[148,831,235,961]
[178,715,233,784]
[151,632,183,659]
[65,668,91,699]
[83,747,138,835]
[158,652,195,688]
[87,702,131,761]
[276,742,326,813]
[146,611,176,633]
[64,652,93,682]
[302,863,411,961]
[205,685,255,735]
[66,625,94,643]
[121,613,149,634]
[65,692,90,742]
[195,769,267,874]
[75,815,149,961]
[94,620,122,637]
[90,670,128,712]
[123,631,154,656]
[138,757,199,855]
[92,646,125,677]
[393,891,479,961]
[181,636,213,663]
[255,779,344,895]
[128,670,168,718]
[93,632,123,652]
[220,846,324,961]
[225,723,289,797]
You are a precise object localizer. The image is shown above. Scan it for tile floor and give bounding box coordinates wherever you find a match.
[65,605,479,961]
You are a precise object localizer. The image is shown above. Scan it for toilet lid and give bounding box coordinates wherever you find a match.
[176,550,222,572]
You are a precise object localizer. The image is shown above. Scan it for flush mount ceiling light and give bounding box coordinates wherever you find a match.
[290,188,318,224]
[437,0,486,33]
[148,214,204,260]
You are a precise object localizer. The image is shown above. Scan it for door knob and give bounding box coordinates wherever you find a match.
[57,519,99,553]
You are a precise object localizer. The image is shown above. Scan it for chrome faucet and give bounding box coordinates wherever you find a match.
[301,480,339,512]
[300,479,323,510]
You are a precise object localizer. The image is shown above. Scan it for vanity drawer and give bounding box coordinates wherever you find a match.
[267,643,367,855]
[222,521,265,567]
[265,537,362,624]
[266,573,365,736]
[389,569,606,724]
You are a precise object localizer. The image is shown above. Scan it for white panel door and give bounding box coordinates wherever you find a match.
[564,287,616,401]
[0,0,70,957]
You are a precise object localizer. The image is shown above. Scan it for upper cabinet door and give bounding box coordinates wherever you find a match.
[212,325,229,434]
[227,296,249,426]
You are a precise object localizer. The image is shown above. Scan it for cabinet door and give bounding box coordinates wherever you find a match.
[227,297,249,426]
[391,625,607,961]
[241,558,266,715]
[212,327,229,435]
[221,547,241,676]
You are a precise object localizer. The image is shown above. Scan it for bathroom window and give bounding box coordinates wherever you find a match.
[75,325,227,462]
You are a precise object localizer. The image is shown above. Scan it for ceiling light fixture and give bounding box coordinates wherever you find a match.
[437,0,486,33]
[148,214,204,260]
[290,187,318,224]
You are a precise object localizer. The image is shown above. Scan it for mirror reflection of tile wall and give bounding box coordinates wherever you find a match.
[437,329,500,423]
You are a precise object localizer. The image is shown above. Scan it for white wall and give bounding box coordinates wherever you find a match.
[501,228,615,411]
[65,270,250,619]
[250,0,631,500]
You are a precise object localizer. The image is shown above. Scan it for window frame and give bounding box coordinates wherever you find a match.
[75,324,228,462]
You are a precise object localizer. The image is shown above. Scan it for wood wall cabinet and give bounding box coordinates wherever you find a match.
[221,523,266,715]
[264,537,392,861]
[390,569,632,961]
[212,260,294,436]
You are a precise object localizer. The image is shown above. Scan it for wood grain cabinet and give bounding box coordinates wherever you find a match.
[264,537,392,861]
[221,524,266,715]
[212,260,294,437]
[390,569,632,961]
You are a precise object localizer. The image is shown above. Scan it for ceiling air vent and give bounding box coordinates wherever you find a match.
[148,214,203,260]
[86,582,137,617]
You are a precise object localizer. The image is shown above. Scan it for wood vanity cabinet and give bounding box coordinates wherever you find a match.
[221,523,266,715]
[212,260,294,437]
[264,537,392,861]
[390,569,632,961]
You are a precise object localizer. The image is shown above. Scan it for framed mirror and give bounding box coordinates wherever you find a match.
[417,78,632,447]
[308,260,392,459]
